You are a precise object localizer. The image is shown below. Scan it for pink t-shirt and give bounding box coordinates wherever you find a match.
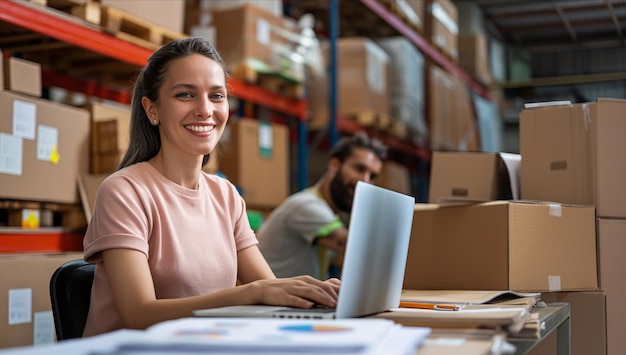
[82,162,257,336]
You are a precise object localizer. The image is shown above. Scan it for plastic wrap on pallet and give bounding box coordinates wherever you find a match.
[377,37,428,146]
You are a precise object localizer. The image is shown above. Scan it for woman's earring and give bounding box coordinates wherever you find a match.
[152,119,158,125]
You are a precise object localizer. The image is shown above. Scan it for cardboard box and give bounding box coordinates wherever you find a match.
[218,119,289,209]
[0,252,84,348]
[90,152,119,174]
[403,201,598,292]
[0,91,90,204]
[77,173,109,223]
[428,151,517,203]
[531,291,607,355]
[520,98,626,218]
[201,144,221,175]
[427,65,479,151]
[398,0,425,32]
[311,38,390,127]
[186,1,283,36]
[100,0,185,33]
[377,161,412,196]
[424,0,458,60]
[212,3,294,68]
[84,101,131,157]
[91,119,118,154]
[458,33,492,86]
[84,101,129,174]
[333,37,389,115]
[597,218,626,355]
[3,57,42,98]
[90,119,119,174]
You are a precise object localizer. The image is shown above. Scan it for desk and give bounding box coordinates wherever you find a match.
[509,302,571,355]
[0,303,570,355]
[414,303,571,355]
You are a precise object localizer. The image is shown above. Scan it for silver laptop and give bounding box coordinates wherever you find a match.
[193,181,415,319]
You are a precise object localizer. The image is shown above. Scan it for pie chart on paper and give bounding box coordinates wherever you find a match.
[279,324,350,333]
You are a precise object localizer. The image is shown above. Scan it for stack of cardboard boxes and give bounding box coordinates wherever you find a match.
[198,2,294,212]
[217,118,289,211]
[414,98,626,354]
[0,54,90,206]
[520,98,626,355]
[458,33,492,87]
[0,52,90,348]
[86,101,131,175]
[423,0,482,152]
[424,0,458,62]
[413,151,601,353]
[427,65,480,151]
[0,252,84,348]
[308,37,391,130]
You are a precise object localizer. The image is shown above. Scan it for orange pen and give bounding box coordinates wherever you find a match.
[399,301,460,311]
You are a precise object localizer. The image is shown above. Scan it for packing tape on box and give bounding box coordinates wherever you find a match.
[549,203,562,217]
[548,275,562,291]
[582,102,591,130]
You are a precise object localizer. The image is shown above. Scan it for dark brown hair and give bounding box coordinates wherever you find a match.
[328,131,388,162]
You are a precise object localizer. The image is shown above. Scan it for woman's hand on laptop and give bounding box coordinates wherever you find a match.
[250,275,340,309]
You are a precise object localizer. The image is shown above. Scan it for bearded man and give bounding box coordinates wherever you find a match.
[257,132,388,279]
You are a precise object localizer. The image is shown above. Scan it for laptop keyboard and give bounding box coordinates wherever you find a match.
[272,306,336,319]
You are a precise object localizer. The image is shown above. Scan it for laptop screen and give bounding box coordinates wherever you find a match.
[335,181,415,318]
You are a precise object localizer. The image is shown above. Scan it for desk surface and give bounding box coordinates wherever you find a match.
[0,303,570,355]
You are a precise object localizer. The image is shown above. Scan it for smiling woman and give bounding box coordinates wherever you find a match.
[140,53,229,181]
[80,37,341,337]
[118,37,229,174]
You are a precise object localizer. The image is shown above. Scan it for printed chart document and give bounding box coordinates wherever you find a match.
[98,318,430,355]
[0,330,144,355]
[0,319,429,355]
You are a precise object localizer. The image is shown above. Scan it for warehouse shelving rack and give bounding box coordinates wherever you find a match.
[316,0,491,198]
[1,0,482,177]
[0,0,490,250]
[360,0,490,100]
[0,0,315,251]
[0,0,309,118]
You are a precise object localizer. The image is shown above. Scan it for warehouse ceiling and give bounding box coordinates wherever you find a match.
[286,1,626,53]
[471,0,626,52]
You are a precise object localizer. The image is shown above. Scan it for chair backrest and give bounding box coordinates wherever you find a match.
[49,259,95,340]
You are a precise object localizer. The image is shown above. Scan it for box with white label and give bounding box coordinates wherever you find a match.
[0,252,84,348]
[0,91,90,203]
[218,118,288,209]
[404,201,598,292]
[211,3,296,69]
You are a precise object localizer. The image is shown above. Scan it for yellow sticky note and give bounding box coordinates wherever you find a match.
[50,146,60,164]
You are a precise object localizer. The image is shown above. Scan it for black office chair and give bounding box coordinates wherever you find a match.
[49,259,95,341]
